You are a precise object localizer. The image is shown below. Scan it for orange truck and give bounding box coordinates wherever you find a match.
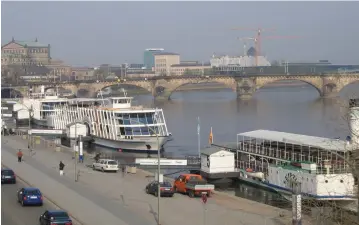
[173,174,215,198]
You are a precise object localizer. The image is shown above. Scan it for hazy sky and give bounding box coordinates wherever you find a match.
[2,1,359,66]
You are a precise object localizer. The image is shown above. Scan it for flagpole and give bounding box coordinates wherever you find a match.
[197,117,201,158]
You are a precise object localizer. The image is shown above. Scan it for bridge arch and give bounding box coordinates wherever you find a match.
[255,77,323,96]
[156,78,237,100]
[98,83,152,97]
[337,80,359,93]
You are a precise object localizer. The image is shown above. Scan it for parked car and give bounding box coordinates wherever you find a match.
[1,168,16,184]
[145,181,174,197]
[39,210,72,225]
[17,187,43,206]
[92,159,119,172]
[173,174,214,198]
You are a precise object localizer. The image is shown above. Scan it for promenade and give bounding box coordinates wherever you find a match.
[1,135,294,225]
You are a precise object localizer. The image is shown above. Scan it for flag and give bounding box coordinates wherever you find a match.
[209,127,213,145]
[197,117,200,135]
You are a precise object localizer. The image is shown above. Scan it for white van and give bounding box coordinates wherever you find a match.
[92,159,119,172]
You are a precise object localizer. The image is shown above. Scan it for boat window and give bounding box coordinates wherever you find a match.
[123,114,130,125]
[130,114,139,124]
[106,125,109,133]
[104,111,107,119]
[141,127,149,135]
[125,127,133,136]
[138,113,147,124]
[146,113,154,124]
[132,127,141,135]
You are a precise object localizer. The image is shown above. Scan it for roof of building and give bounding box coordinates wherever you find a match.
[201,147,232,156]
[237,129,348,152]
[171,63,211,67]
[2,38,49,48]
[153,52,179,56]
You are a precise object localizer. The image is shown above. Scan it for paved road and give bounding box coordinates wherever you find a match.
[2,135,294,225]
[1,179,54,225]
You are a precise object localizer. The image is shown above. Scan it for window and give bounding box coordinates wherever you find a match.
[138,113,147,124]
[24,190,41,195]
[125,127,133,136]
[146,113,154,124]
[50,211,69,219]
[107,160,117,165]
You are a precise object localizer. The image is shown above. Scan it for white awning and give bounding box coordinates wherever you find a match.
[238,129,348,152]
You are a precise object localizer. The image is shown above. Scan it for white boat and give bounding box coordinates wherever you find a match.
[234,129,357,201]
[238,161,356,201]
[18,87,69,127]
[49,91,172,153]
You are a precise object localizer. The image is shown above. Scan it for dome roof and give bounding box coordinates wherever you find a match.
[247,47,256,57]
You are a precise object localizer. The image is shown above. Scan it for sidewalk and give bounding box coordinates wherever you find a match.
[2,135,294,225]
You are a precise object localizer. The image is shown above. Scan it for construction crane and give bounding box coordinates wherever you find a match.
[232,27,276,64]
[234,28,301,66]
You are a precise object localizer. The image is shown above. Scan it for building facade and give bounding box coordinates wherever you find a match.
[71,67,95,80]
[154,52,180,75]
[1,37,50,66]
[143,48,164,70]
[170,62,211,76]
[210,55,271,71]
[1,38,71,81]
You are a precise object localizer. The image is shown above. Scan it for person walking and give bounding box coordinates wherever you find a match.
[59,161,65,176]
[17,150,23,162]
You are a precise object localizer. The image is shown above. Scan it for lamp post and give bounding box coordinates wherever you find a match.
[124,117,161,225]
[15,105,34,153]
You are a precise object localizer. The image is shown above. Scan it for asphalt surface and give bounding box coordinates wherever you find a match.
[1,178,56,225]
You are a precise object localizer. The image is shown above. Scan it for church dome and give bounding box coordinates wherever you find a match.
[247,47,256,57]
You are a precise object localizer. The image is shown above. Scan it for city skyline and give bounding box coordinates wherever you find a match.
[2,1,359,66]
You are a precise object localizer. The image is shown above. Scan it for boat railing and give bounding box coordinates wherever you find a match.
[239,142,346,167]
[236,160,267,173]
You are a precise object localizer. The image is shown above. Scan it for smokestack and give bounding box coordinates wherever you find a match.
[349,98,359,146]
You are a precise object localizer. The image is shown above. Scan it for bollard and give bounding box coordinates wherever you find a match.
[35,136,40,145]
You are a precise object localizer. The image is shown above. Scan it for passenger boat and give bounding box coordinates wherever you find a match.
[49,90,172,153]
[16,87,69,127]
[234,129,357,201]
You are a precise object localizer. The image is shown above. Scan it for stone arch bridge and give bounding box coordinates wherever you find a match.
[7,74,359,100]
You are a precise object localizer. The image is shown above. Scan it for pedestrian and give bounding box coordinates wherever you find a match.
[59,161,65,176]
[17,150,23,162]
[121,165,126,177]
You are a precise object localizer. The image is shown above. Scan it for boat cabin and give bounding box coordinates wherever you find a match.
[201,147,235,174]
[105,97,133,109]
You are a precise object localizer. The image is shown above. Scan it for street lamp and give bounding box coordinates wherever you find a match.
[15,105,34,153]
[122,117,161,225]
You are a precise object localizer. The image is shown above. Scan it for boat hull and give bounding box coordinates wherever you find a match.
[93,136,171,153]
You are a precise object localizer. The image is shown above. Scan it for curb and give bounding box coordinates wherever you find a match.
[1,163,85,225]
